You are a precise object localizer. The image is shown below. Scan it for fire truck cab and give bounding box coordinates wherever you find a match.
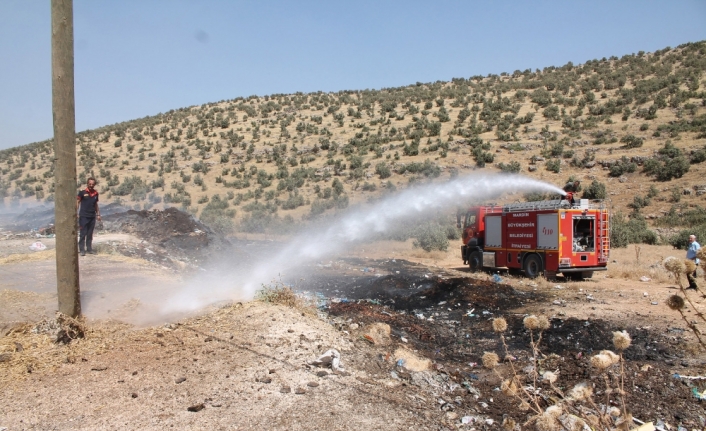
[460,199,610,279]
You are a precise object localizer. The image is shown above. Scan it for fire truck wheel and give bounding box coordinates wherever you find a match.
[468,251,482,272]
[523,254,543,279]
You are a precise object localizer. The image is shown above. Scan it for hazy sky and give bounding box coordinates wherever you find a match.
[1,1,705,150]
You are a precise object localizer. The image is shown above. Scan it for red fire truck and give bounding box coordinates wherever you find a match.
[460,199,610,279]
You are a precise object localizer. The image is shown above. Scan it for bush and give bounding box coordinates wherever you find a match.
[545,159,561,173]
[668,226,706,249]
[412,222,450,252]
[611,213,658,248]
[542,105,560,120]
[643,141,691,181]
[375,162,391,179]
[620,134,644,149]
[609,157,637,177]
[497,161,521,173]
[582,180,606,199]
[200,194,235,234]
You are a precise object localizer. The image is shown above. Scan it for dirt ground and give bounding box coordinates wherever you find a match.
[2,211,706,430]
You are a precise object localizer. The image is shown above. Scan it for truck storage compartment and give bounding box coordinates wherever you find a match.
[485,215,502,248]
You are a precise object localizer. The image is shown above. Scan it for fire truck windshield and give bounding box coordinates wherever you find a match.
[464,212,476,228]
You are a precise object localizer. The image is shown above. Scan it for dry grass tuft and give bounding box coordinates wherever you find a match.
[0,250,55,265]
[256,282,316,315]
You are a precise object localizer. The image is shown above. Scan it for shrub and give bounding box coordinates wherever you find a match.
[668,226,706,249]
[375,162,391,179]
[620,134,644,149]
[545,159,561,173]
[413,222,450,252]
[542,105,560,120]
[200,194,235,234]
[582,180,606,199]
[611,212,658,248]
[497,161,521,173]
[609,157,637,177]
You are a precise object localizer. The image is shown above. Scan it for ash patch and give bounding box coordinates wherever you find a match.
[322,264,702,425]
[102,207,230,268]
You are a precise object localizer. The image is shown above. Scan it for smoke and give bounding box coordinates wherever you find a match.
[160,173,564,315]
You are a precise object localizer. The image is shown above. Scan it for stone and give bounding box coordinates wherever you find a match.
[187,403,205,412]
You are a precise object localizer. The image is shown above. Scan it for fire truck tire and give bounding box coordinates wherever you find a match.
[468,251,483,272]
[523,254,543,279]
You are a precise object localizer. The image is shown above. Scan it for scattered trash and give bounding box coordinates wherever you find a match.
[309,349,344,371]
[643,292,649,297]
[673,373,706,380]
[396,359,405,367]
[400,337,408,343]
[651,301,658,305]
[554,285,564,289]
[492,274,502,283]
[361,334,375,344]
[691,387,706,400]
[461,416,475,424]
[640,276,652,282]
[29,241,47,251]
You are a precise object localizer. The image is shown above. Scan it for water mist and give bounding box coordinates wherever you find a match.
[160,173,564,316]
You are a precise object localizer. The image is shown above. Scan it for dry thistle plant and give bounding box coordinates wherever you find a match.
[662,256,706,349]
[487,316,635,430]
[633,245,641,265]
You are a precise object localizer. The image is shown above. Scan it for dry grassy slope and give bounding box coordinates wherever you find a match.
[1,42,705,233]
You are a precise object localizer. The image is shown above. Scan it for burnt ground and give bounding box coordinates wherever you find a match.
[285,258,706,426]
[99,207,231,269]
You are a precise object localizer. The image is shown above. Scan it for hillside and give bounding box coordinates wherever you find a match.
[1,41,706,240]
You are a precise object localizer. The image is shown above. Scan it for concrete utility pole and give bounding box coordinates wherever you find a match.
[51,0,81,317]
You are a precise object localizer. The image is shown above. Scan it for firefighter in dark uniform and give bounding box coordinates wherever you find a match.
[76,177,101,256]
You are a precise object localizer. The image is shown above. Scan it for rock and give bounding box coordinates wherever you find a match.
[0,353,12,363]
[258,377,272,384]
[316,371,328,377]
[187,403,205,412]
[295,388,306,395]
[175,377,187,384]
[131,393,138,398]
[280,386,291,393]
[619,176,628,183]
[528,165,537,172]
[684,188,693,195]
[307,381,319,387]
[14,342,23,352]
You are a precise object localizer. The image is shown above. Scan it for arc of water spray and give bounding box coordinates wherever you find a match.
[162,173,564,314]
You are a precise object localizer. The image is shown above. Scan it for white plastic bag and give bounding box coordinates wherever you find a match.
[29,241,47,252]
